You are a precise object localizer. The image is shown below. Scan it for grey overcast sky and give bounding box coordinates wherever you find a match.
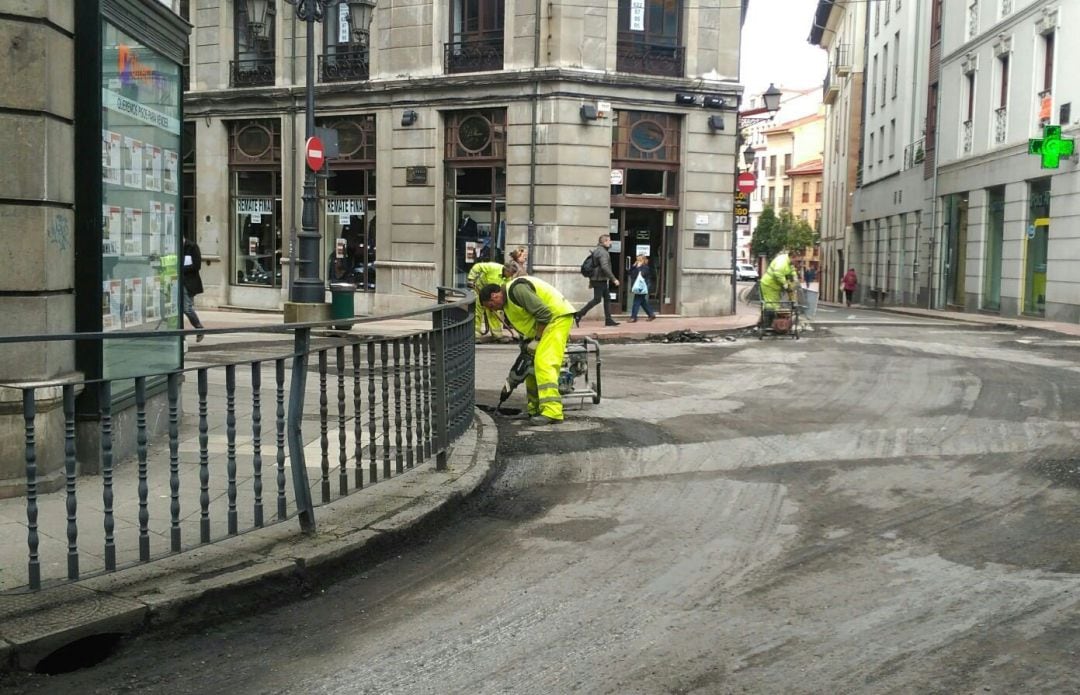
[739,0,827,99]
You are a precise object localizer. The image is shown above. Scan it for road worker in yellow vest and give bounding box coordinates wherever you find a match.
[467,261,513,342]
[480,276,577,425]
[759,250,799,312]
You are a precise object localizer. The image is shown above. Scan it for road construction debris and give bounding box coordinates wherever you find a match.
[648,329,713,343]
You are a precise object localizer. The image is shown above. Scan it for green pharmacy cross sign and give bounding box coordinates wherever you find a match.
[1028,125,1076,169]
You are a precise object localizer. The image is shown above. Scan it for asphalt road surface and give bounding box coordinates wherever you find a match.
[8,317,1080,694]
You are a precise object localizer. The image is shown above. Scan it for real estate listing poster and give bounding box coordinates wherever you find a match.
[124,136,143,189]
[102,280,120,331]
[163,203,177,255]
[123,207,144,256]
[102,130,123,186]
[123,277,143,326]
[102,205,122,255]
[144,276,161,322]
[148,201,163,256]
[163,149,178,195]
[108,279,124,331]
[145,145,162,193]
[162,273,179,320]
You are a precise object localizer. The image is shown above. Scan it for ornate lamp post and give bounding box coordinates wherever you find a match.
[284,0,332,304]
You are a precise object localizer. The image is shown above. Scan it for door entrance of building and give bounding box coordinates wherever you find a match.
[610,208,675,314]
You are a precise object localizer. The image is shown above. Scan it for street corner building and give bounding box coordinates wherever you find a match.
[180,0,752,318]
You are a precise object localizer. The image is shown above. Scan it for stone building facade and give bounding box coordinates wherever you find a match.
[183,0,747,317]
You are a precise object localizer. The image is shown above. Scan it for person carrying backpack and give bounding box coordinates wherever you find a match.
[574,234,620,327]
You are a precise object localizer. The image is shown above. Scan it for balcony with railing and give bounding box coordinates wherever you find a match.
[615,40,685,78]
[903,137,925,170]
[320,50,370,82]
[823,71,839,104]
[444,33,504,74]
[962,120,973,154]
[230,57,275,87]
[833,43,851,76]
[994,107,1008,144]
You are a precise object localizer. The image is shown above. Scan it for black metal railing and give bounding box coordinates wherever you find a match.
[0,289,474,592]
[320,50,370,82]
[444,34,504,74]
[615,40,684,78]
[230,57,275,87]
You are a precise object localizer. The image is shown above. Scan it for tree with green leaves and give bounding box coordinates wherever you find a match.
[750,205,819,261]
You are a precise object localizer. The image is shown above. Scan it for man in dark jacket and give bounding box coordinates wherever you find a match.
[182,234,205,342]
[574,234,620,326]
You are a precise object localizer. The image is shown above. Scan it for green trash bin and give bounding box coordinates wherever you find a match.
[329,283,356,329]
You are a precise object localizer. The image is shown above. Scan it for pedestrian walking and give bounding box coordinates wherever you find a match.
[627,255,656,323]
[841,267,858,307]
[480,276,576,425]
[507,246,529,277]
[574,234,620,326]
[182,234,205,342]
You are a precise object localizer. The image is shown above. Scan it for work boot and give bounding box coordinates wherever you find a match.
[528,415,562,426]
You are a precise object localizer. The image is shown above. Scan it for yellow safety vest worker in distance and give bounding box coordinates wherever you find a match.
[502,276,576,339]
[467,262,506,291]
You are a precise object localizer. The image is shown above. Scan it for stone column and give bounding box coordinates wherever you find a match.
[0,1,78,497]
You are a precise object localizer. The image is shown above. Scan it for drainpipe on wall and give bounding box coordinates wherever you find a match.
[288,9,299,296]
[927,3,944,311]
[526,0,541,273]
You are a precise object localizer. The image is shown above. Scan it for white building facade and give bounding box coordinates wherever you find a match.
[810,0,867,303]
[934,0,1080,321]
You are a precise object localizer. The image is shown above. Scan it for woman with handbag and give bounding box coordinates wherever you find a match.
[628,254,657,323]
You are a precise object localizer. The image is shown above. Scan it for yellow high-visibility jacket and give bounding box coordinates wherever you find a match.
[467,262,506,291]
[502,276,576,339]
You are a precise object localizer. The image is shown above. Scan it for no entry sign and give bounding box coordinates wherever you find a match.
[305,136,325,172]
[736,171,756,194]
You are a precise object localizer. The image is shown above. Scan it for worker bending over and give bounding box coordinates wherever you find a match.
[480,277,576,425]
[467,261,513,341]
[759,250,799,318]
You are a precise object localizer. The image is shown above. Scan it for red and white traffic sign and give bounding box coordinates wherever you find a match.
[736,171,756,194]
[305,136,325,171]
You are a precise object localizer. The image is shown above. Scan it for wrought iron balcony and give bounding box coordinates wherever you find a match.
[444,35,504,74]
[834,43,851,76]
[903,137,925,170]
[994,107,1008,144]
[320,50,370,82]
[615,41,685,78]
[230,57,275,87]
[962,120,973,154]
[823,71,839,104]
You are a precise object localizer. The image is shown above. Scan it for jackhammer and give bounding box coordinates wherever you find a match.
[496,342,533,414]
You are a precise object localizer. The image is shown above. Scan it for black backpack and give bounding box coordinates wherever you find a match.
[580,252,596,278]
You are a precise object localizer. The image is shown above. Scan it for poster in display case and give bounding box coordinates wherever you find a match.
[93,16,184,379]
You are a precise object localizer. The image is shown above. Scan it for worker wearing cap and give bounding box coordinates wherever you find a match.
[467,261,512,341]
[480,276,576,425]
[759,250,799,314]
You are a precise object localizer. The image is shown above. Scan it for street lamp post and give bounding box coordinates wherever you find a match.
[732,84,782,313]
[284,0,332,304]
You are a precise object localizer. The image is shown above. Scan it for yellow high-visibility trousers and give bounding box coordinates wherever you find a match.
[474,300,503,338]
[759,279,786,311]
[525,315,572,420]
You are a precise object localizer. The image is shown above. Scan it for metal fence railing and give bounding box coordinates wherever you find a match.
[0,288,474,593]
